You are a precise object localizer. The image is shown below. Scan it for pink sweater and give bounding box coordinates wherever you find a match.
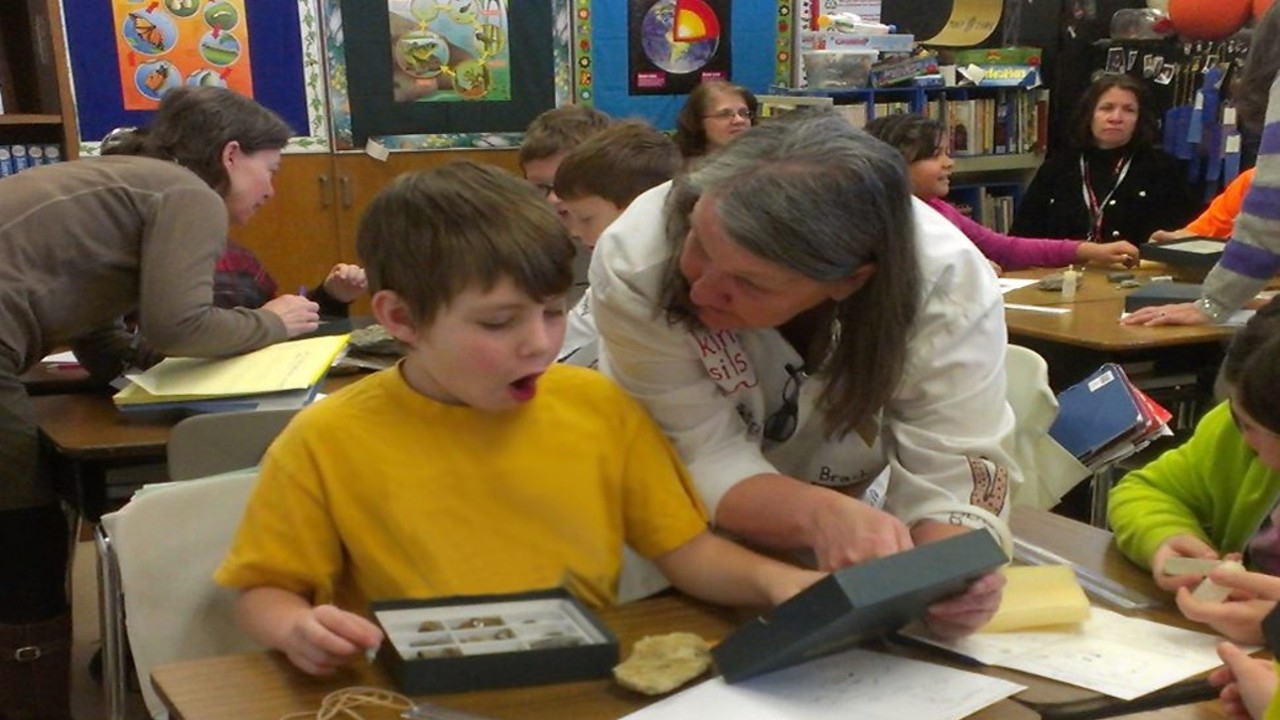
[927,197,1081,270]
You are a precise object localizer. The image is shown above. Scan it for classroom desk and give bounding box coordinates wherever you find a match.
[33,374,365,519]
[150,508,1228,720]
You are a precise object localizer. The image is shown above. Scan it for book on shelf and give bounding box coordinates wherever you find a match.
[112,334,349,413]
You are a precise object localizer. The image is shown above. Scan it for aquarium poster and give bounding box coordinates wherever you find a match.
[628,0,730,96]
[386,0,511,104]
[111,0,255,110]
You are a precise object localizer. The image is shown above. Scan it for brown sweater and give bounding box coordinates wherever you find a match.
[0,155,286,374]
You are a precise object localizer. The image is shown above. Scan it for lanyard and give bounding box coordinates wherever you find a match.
[1079,154,1132,241]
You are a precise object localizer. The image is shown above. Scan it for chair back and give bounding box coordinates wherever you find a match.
[1005,345,1091,509]
[167,408,297,481]
[97,469,260,719]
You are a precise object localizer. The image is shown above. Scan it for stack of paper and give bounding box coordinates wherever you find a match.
[1048,363,1172,472]
[112,334,348,413]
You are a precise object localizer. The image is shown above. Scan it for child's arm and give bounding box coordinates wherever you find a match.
[1075,240,1139,267]
[652,530,824,607]
[1211,642,1278,720]
[1176,567,1280,645]
[236,585,383,676]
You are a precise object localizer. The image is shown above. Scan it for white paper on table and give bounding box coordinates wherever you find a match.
[41,350,79,365]
[905,607,1244,700]
[620,647,1025,720]
[998,278,1039,293]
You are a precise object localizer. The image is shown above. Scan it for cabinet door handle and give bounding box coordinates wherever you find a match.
[340,176,353,208]
[318,175,331,209]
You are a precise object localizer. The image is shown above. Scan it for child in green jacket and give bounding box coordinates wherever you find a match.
[1109,298,1280,643]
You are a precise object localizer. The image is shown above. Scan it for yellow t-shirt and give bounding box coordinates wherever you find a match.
[215,364,708,610]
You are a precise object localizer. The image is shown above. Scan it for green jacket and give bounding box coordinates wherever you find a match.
[1109,402,1280,570]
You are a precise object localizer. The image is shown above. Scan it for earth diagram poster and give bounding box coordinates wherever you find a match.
[628,0,730,95]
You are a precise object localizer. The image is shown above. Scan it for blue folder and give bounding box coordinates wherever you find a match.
[1048,364,1145,462]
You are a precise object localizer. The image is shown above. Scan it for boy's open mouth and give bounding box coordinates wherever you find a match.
[508,373,541,402]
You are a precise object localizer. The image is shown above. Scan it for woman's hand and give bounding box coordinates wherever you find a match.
[262,294,320,337]
[1149,228,1194,244]
[1120,302,1212,327]
[923,570,1006,639]
[806,495,914,571]
[1077,240,1139,267]
[322,263,368,304]
[1210,642,1277,720]
[280,603,384,675]
[1151,534,1220,592]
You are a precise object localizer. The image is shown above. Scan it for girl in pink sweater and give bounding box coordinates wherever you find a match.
[865,114,1138,274]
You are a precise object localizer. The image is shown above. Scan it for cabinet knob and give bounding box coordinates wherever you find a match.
[318,175,331,209]
[340,176,353,208]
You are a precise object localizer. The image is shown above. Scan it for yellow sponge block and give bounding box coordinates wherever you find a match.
[978,565,1090,633]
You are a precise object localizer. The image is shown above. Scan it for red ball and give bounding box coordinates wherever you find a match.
[1256,0,1276,21]
[1168,0,1250,39]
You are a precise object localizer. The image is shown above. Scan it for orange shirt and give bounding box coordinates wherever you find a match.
[1185,168,1255,238]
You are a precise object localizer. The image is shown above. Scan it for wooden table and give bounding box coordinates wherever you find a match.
[150,508,1229,720]
[33,373,365,519]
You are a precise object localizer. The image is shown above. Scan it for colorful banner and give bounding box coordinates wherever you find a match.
[112,0,254,110]
[387,0,511,104]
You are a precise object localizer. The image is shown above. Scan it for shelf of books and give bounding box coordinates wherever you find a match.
[0,0,78,175]
[764,85,1049,159]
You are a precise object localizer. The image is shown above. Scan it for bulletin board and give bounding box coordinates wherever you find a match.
[579,0,791,130]
[64,0,329,154]
[325,0,572,150]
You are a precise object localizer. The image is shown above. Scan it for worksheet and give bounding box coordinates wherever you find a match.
[905,607,1242,700]
[621,647,1024,720]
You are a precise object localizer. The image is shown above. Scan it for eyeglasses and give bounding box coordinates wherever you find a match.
[531,182,555,198]
[762,363,806,443]
[703,108,753,121]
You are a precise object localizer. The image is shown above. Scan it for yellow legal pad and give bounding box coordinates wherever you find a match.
[978,564,1090,633]
[113,334,349,406]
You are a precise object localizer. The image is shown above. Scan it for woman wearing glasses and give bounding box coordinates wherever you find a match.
[673,80,758,159]
[590,110,1016,638]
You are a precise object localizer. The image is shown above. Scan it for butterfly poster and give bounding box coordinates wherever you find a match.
[111,0,255,110]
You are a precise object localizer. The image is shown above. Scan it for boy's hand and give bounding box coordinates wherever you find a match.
[262,294,320,337]
[1211,642,1277,720]
[282,603,384,675]
[323,264,369,304]
[922,571,1006,639]
[1152,534,1220,591]
[1175,565,1280,645]
[1149,228,1194,244]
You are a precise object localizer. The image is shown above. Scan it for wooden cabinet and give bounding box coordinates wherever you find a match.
[229,148,522,313]
[0,0,79,160]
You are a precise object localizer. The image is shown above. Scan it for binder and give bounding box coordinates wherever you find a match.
[1048,364,1146,463]
[113,334,348,413]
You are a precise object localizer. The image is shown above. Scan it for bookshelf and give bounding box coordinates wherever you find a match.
[764,83,1049,232]
[0,0,79,170]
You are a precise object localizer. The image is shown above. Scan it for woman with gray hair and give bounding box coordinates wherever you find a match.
[589,109,1018,637]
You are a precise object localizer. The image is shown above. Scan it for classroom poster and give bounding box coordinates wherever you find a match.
[112,0,255,110]
[628,0,731,96]
[386,0,511,103]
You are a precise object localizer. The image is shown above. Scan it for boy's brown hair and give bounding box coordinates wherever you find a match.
[356,162,576,327]
[553,120,682,207]
[518,106,613,169]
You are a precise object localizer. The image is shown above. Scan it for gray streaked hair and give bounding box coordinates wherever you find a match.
[659,109,921,439]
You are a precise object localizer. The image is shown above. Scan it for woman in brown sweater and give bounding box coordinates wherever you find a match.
[0,86,318,718]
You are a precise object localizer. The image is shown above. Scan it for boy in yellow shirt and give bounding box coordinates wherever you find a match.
[215,162,824,675]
